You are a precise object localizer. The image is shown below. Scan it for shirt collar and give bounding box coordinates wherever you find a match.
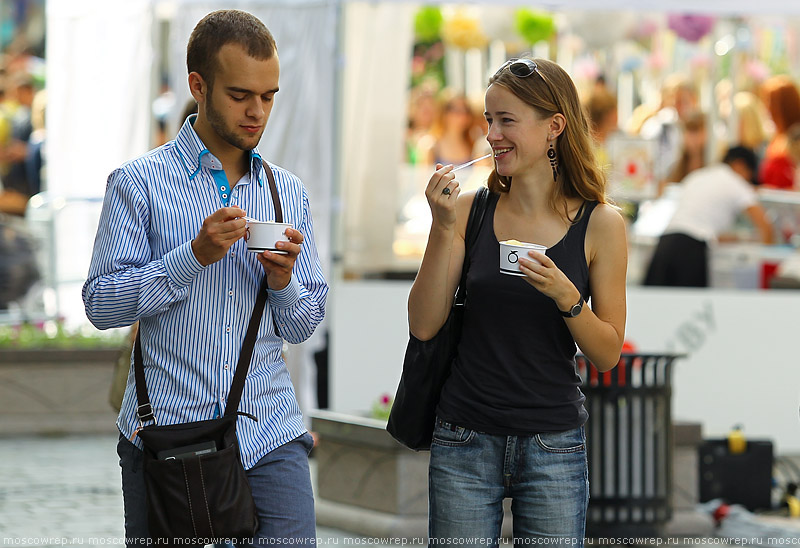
[175,114,265,186]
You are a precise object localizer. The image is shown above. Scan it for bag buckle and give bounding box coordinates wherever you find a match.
[137,403,157,426]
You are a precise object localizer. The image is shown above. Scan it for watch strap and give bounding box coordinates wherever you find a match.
[560,296,583,318]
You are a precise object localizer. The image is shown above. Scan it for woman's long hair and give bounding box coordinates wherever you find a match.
[486,58,608,220]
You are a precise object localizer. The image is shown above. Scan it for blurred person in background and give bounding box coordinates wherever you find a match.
[788,124,800,185]
[0,72,36,216]
[24,88,45,196]
[643,146,774,288]
[429,92,477,167]
[663,110,708,192]
[406,84,439,165]
[732,91,769,161]
[0,76,9,147]
[634,75,699,185]
[583,84,618,174]
[759,75,800,189]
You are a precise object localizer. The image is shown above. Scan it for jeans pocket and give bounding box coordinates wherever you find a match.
[431,418,476,447]
[534,426,586,454]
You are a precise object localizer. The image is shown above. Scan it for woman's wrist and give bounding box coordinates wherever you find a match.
[428,220,457,239]
[556,288,582,313]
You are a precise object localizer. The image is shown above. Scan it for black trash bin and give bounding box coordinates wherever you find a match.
[577,353,682,539]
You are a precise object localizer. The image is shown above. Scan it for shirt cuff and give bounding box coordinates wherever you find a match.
[268,276,302,309]
[163,241,205,288]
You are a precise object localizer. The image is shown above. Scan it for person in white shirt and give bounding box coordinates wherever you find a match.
[643,146,774,287]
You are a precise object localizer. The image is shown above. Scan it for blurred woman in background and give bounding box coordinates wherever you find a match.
[666,110,708,187]
[759,75,800,189]
[429,93,477,167]
[584,85,618,173]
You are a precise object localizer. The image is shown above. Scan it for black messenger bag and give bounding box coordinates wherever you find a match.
[132,276,265,543]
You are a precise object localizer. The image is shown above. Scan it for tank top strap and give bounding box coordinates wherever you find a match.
[570,200,599,241]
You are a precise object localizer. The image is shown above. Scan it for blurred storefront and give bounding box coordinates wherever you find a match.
[2,1,800,450]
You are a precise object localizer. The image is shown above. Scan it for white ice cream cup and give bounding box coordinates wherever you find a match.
[245,221,292,254]
[499,240,547,276]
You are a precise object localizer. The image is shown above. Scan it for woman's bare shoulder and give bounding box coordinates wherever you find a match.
[586,203,628,260]
[589,202,626,233]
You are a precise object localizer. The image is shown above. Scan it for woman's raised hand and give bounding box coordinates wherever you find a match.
[425,163,460,228]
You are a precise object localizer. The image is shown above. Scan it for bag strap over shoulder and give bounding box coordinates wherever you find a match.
[133,160,284,426]
[454,186,490,307]
[261,160,283,223]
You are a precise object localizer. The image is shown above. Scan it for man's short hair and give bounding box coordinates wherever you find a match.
[723,145,759,183]
[186,10,277,89]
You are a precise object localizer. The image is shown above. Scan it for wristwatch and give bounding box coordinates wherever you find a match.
[560,296,584,318]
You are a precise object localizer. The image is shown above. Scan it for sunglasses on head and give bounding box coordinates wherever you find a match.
[494,58,541,79]
[494,58,561,110]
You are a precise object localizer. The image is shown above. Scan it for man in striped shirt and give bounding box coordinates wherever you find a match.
[82,10,328,546]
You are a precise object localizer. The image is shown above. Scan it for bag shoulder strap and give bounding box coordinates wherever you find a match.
[454,186,490,306]
[134,160,284,425]
[261,160,283,223]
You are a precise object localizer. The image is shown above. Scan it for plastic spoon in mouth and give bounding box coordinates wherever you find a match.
[452,153,492,172]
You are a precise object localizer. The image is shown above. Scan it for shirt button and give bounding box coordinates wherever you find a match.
[228,290,233,296]
[224,363,230,370]
[226,326,231,333]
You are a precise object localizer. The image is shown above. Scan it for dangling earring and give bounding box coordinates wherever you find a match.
[547,137,558,182]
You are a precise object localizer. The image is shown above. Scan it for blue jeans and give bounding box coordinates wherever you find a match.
[117,431,316,546]
[429,419,588,547]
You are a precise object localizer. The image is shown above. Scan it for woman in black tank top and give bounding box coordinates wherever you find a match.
[408,58,628,547]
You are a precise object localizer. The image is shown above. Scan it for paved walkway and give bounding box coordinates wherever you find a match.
[0,434,392,547]
[5,434,797,548]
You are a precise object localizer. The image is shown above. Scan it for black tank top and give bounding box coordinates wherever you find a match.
[437,192,597,435]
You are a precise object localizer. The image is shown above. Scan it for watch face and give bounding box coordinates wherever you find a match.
[570,303,582,317]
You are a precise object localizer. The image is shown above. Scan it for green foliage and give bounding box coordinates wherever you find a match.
[0,322,126,349]
[514,8,556,46]
[414,6,443,43]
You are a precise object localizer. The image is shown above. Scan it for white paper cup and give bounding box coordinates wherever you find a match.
[245,221,292,254]
[499,240,547,276]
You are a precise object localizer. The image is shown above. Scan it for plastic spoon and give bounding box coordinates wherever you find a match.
[451,153,492,172]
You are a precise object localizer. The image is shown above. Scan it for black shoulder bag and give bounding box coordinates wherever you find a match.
[133,162,283,543]
[386,186,490,451]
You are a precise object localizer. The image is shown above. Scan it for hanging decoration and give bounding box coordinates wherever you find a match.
[667,14,716,43]
[441,8,488,50]
[513,9,555,47]
[413,6,443,44]
[631,16,661,41]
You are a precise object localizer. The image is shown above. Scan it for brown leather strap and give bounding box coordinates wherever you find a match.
[261,160,282,223]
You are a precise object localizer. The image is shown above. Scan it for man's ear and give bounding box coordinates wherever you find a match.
[188,72,207,103]
[549,113,566,138]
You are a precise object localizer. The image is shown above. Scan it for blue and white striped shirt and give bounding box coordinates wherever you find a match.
[82,117,328,468]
